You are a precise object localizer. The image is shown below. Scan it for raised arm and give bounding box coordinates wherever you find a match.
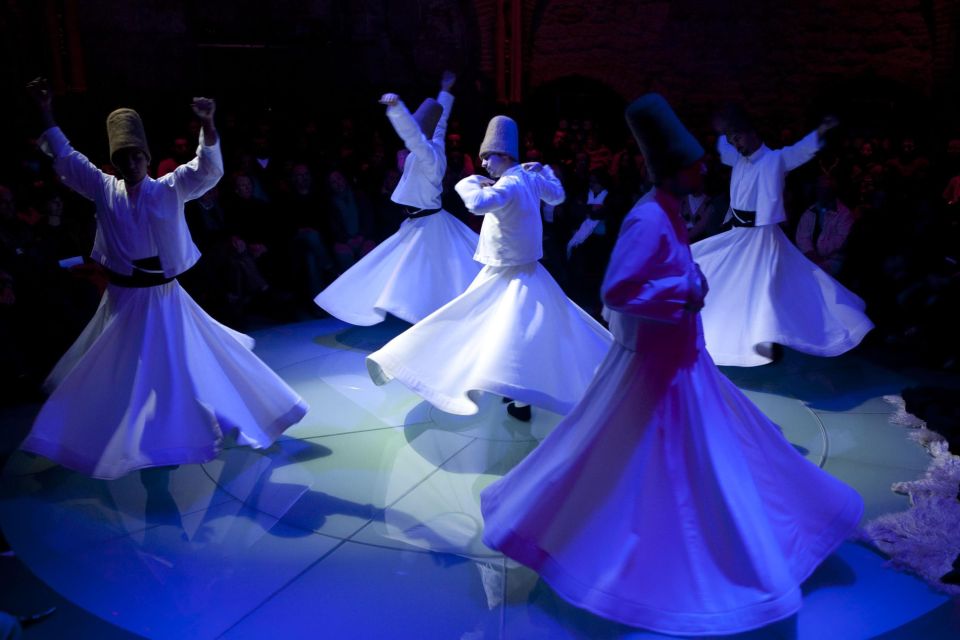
[167,97,224,201]
[381,93,435,164]
[522,162,565,205]
[716,135,739,167]
[433,71,456,146]
[28,77,107,202]
[782,116,836,171]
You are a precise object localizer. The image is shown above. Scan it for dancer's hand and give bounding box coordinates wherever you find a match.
[684,263,708,313]
[27,77,53,111]
[818,115,839,139]
[711,111,728,136]
[191,97,216,121]
[379,93,400,107]
[27,77,56,131]
[694,263,709,299]
[440,71,456,92]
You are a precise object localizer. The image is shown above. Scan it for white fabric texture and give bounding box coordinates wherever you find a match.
[481,192,864,635]
[314,211,480,325]
[366,262,612,415]
[692,224,873,366]
[22,282,308,479]
[456,164,564,267]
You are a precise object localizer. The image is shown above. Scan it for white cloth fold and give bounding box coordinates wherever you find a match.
[367,262,612,415]
[692,224,873,366]
[481,191,864,635]
[315,210,480,325]
[23,281,307,479]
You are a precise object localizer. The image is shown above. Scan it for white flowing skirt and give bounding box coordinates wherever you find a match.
[691,224,873,366]
[314,211,481,325]
[366,262,613,416]
[21,281,308,479]
[481,332,864,635]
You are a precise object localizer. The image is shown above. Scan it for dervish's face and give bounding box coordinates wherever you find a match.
[113,148,149,185]
[481,153,513,179]
[728,130,762,158]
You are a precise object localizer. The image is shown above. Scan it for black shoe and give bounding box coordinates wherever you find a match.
[19,606,56,628]
[506,402,531,422]
[502,396,512,404]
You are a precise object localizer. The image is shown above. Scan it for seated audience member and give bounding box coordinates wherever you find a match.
[796,175,856,276]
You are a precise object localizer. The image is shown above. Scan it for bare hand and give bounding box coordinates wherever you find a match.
[473,175,496,187]
[818,115,839,139]
[379,93,400,107]
[27,77,53,112]
[711,112,728,135]
[694,263,708,297]
[440,71,456,92]
[191,97,216,120]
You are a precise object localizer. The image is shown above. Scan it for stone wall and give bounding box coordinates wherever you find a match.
[513,0,940,130]
[3,1,955,139]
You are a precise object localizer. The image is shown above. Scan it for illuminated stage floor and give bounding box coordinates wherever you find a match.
[1,318,958,639]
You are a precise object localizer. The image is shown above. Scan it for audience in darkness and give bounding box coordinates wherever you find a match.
[1,86,958,406]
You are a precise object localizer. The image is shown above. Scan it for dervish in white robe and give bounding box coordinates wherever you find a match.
[691,116,873,366]
[314,73,480,325]
[367,116,612,419]
[21,95,306,479]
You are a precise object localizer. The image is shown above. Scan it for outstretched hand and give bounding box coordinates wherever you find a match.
[379,93,400,107]
[440,71,456,92]
[191,97,216,121]
[710,112,728,136]
[27,77,53,112]
[818,115,839,139]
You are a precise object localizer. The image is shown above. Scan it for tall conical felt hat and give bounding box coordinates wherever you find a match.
[479,115,519,160]
[106,108,151,164]
[413,98,443,137]
[716,103,754,134]
[625,94,703,183]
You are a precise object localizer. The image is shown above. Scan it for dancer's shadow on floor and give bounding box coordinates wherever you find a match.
[316,316,411,353]
[720,350,910,413]
[402,417,540,475]
[193,437,448,547]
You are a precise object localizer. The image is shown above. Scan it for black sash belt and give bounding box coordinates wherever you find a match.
[730,209,757,228]
[405,206,442,219]
[106,256,175,288]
